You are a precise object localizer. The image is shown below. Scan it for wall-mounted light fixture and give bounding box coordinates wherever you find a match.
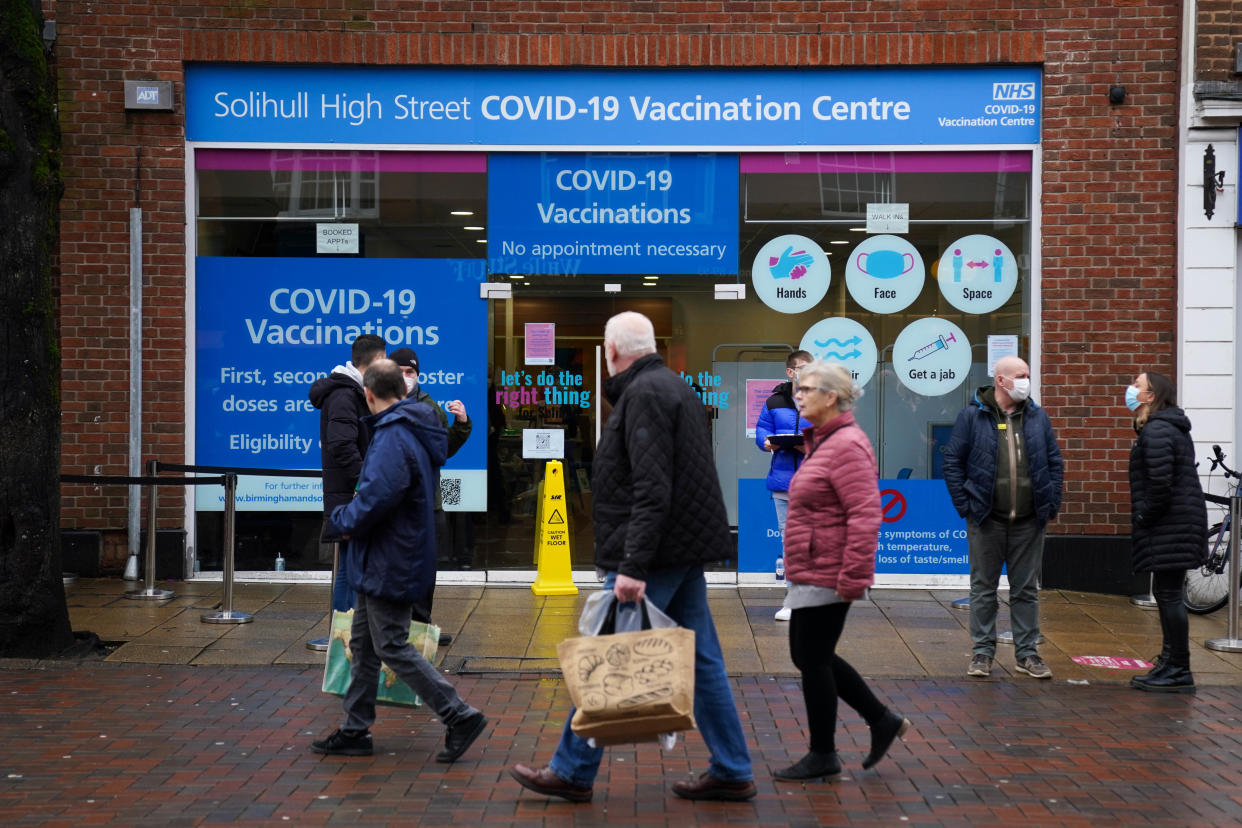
[1108,85,1126,105]
[1204,144,1227,220]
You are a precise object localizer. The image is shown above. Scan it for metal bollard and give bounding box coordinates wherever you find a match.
[126,459,174,601]
[1130,572,1158,609]
[1207,494,1242,652]
[304,541,338,652]
[202,473,253,624]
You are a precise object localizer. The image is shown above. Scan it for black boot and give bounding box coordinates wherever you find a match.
[1131,662,1195,694]
[773,750,842,781]
[1130,649,1169,686]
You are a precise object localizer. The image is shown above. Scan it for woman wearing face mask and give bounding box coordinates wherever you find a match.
[1125,371,1207,693]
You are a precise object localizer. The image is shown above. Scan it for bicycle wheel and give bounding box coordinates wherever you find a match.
[1184,522,1232,614]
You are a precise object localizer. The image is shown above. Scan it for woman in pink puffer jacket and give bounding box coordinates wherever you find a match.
[773,361,911,782]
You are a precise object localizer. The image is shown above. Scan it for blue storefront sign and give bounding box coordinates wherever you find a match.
[488,153,738,275]
[195,257,487,511]
[186,65,1041,147]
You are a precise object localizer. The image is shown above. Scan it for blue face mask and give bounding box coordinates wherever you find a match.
[1125,385,1143,411]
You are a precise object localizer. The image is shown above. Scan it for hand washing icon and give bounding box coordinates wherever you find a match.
[769,246,815,280]
[856,249,915,280]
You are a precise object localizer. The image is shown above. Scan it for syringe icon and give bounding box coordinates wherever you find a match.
[908,331,957,361]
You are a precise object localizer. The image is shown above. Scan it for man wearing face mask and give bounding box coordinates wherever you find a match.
[943,355,1064,681]
[389,348,472,636]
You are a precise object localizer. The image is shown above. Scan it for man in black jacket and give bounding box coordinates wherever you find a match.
[309,333,386,612]
[510,311,755,804]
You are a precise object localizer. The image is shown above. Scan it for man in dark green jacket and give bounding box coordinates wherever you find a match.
[943,356,1063,682]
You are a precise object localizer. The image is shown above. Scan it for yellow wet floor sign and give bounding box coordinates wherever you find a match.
[532,460,577,595]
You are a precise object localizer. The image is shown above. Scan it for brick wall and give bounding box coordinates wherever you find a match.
[1196,0,1242,81]
[48,0,1182,550]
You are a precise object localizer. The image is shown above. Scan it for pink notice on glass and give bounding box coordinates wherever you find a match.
[525,322,555,366]
[745,378,783,435]
[1070,656,1154,670]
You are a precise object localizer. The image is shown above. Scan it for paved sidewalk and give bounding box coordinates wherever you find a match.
[56,578,1242,685]
[2,662,1240,826]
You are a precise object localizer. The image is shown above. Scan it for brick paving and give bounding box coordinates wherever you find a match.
[2,661,1240,826]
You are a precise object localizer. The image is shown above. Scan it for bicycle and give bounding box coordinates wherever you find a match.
[1183,444,1239,614]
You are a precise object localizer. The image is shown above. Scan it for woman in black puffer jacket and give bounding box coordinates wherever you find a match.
[1126,370,1208,693]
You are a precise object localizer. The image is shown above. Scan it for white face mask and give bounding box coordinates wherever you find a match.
[404,376,416,393]
[1007,377,1031,402]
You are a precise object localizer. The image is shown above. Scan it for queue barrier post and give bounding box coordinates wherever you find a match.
[126,458,175,601]
[1206,494,1242,652]
[1129,572,1158,609]
[202,473,253,625]
[304,540,337,652]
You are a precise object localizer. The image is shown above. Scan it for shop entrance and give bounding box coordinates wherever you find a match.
[472,281,740,572]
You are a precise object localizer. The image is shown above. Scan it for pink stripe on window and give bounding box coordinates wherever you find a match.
[196,149,486,173]
[740,151,1031,174]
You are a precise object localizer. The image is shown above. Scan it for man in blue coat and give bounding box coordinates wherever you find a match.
[311,359,487,762]
[754,349,812,621]
[943,356,1063,681]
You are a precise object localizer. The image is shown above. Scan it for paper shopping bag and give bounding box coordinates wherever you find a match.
[321,609,440,708]
[558,625,696,746]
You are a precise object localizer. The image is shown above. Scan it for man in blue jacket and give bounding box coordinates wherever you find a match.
[311,359,487,762]
[942,356,1063,681]
[754,349,812,621]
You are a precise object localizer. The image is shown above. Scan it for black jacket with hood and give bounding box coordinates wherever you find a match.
[309,365,374,539]
[1128,407,1208,573]
[591,353,730,579]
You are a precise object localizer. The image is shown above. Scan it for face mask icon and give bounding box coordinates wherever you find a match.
[856,249,915,279]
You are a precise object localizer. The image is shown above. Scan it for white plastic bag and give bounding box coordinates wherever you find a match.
[577,590,676,636]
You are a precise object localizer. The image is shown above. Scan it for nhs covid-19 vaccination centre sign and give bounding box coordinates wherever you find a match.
[186,65,1040,147]
[186,65,1039,526]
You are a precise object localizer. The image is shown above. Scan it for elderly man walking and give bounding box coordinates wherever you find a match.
[509,311,755,803]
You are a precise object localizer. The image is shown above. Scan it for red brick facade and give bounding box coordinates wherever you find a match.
[48,1,1182,565]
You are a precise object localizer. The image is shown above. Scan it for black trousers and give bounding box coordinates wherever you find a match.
[1151,569,1190,668]
[789,602,888,753]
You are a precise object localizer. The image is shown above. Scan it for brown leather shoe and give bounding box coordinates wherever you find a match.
[672,772,757,801]
[509,763,593,803]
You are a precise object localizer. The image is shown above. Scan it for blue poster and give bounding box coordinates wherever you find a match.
[195,257,487,511]
[186,65,1041,146]
[738,478,783,574]
[488,153,738,275]
[875,480,968,574]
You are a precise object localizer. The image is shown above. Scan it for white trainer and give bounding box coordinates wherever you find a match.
[774,606,792,622]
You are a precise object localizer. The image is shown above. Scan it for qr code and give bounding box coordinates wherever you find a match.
[440,476,462,506]
[535,432,552,451]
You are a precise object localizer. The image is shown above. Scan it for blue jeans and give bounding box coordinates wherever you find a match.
[772,492,790,535]
[548,565,753,786]
[968,515,1044,660]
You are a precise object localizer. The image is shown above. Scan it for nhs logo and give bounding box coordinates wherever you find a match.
[992,82,1036,101]
[135,87,160,103]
